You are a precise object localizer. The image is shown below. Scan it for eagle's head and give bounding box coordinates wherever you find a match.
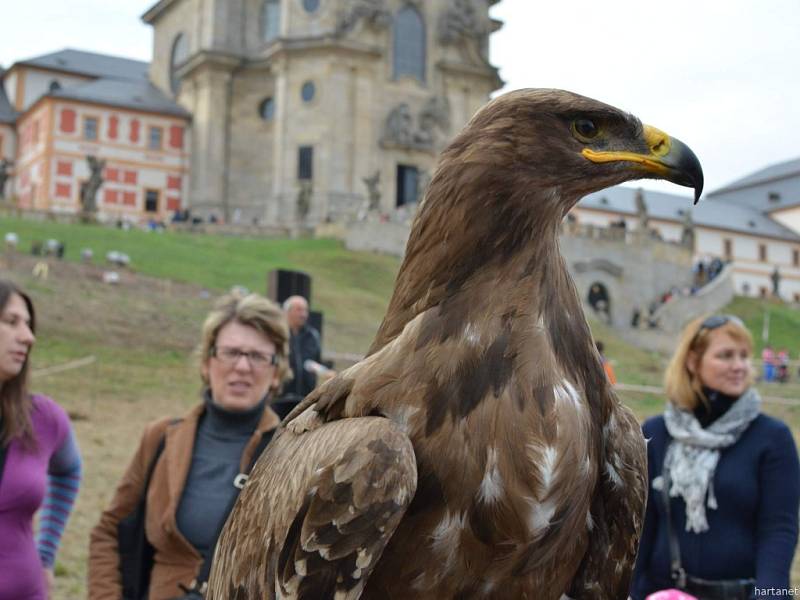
[376,89,704,352]
[431,88,703,222]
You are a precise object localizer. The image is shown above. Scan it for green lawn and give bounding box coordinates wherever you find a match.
[0,216,400,354]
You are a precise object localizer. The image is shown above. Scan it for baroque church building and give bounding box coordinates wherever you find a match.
[0,0,502,224]
[145,0,502,224]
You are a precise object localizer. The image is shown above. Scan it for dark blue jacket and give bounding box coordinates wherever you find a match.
[283,325,321,399]
[631,412,799,599]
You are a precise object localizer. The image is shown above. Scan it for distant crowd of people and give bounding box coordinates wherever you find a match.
[692,256,725,289]
[761,345,797,383]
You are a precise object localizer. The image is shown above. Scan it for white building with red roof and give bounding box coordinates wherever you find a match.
[0,49,190,221]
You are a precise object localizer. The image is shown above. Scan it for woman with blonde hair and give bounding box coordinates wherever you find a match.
[631,315,799,599]
[89,292,290,599]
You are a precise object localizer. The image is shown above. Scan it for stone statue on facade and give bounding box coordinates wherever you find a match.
[362,170,382,212]
[383,103,415,147]
[382,97,451,151]
[335,0,391,36]
[81,155,106,219]
[635,188,649,231]
[418,96,450,137]
[680,209,695,249]
[0,159,11,199]
[771,267,781,298]
[438,0,481,44]
[297,181,313,222]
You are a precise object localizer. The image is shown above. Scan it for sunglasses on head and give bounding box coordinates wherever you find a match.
[698,314,745,332]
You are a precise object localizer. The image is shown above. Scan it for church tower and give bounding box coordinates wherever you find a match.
[143,0,502,224]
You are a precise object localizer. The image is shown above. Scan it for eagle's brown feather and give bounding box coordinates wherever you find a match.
[209,89,702,599]
[210,418,416,599]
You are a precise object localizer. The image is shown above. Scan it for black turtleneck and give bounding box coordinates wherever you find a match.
[175,392,265,558]
[693,386,738,428]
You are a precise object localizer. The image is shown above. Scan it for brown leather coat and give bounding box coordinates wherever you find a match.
[88,403,280,600]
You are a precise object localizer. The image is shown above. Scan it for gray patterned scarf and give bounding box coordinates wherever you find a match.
[654,387,761,533]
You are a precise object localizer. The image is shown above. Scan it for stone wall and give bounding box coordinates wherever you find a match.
[617,264,735,354]
[650,264,736,334]
[559,227,693,330]
[345,218,410,255]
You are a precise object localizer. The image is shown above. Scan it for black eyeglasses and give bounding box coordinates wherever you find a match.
[211,346,278,370]
[698,314,745,332]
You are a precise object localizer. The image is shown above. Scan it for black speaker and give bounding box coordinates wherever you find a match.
[267,269,312,305]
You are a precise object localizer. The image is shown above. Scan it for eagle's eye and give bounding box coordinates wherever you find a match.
[572,118,599,141]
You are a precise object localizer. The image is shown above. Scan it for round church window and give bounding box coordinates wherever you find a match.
[301,81,316,103]
[259,97,275,120]
[303,0,320,12]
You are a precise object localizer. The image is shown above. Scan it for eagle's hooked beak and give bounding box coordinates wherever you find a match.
[581,125,704,204]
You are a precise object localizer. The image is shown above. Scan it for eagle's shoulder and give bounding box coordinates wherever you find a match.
[276,419,418,599]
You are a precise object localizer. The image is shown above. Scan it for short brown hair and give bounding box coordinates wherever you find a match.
[0,279,36,446]
[197,291,291,389]
[664,315,753,410]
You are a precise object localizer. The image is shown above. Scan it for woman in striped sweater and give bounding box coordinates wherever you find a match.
[0,279,82,599]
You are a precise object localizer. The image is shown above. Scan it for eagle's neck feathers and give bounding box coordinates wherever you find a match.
[368,175,609,427]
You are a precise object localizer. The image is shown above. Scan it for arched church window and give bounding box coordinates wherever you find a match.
[261,0,281,43]
[170,33,189,95]
[392,5,426,83]
[48,80,61,92]
[302,0,320,12]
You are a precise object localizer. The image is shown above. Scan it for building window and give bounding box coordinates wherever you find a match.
[303,0,320,12]
[301,81,316,103]
[393,5,426,83]
[768,191,781,203]
[148,127,163,150]
[259,97,275,120]
[298,146,313,180]
[758,243,767,262]
[723,238,733,260]
[84,117,98,141]
[48,80,61,92]
[261,0,280,43]
[145,189,159,213]
[794,248,799,267]
[396,164,419,207]
[170,33,189,95]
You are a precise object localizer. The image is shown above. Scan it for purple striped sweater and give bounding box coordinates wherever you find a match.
[0,394,81,600]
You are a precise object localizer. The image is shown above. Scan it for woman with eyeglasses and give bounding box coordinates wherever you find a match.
[89,292,290,599]
[0,280,82,600]
[631,315,799,600]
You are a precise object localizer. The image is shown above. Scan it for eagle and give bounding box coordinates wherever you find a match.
[207,89,703,600]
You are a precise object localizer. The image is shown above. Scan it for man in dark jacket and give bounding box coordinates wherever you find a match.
[281,295,322,403]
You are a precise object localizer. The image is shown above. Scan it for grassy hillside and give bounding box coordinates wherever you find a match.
[0,216,400,353]
[1,219,799,595]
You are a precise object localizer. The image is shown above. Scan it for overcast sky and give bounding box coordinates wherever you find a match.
[1,0,798,196]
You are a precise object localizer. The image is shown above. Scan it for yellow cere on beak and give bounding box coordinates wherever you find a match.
[580,123,704,202]
[581,125,673,177]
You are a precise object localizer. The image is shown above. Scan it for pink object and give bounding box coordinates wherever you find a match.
[646,590,698,600]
